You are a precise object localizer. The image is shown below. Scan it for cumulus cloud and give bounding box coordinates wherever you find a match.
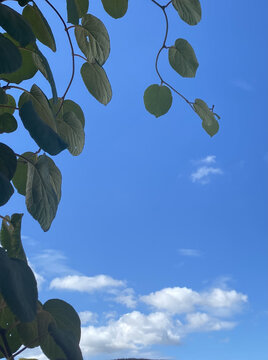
[191,155,223,184]
[178,248,202,257]
[185,312,236,332]
[50,274,125,293]
[141,286,247,316]
[113,288,137,308]
[79,311,98,325]
[80,311,181,356]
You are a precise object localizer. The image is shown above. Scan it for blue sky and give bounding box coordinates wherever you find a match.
[1,0,268,359]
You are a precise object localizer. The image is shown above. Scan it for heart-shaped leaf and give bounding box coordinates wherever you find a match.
[144,84,172,117]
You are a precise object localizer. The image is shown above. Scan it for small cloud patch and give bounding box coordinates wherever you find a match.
[191,155,223,184]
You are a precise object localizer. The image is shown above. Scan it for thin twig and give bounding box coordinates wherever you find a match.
[74,53,88,62]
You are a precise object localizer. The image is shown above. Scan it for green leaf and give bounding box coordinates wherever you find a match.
[67,0,89,24]
[0,113,18,133]
[0,88,8,104]
[56,111,85,156]
[19,84,57,131]
[19,101,68,156]
[0,3,35,46]
[0,33,22,74]
[0,94,16,115]
[41,299,81,360]
[193,98,219,137]
[0,213,27,262]
[0,247,37,322]
[75,14,110,66]
[168,38,199,77]
[18,0,31,6]
[17,305,54,349]
[0,296,22,357]
[62,100,85,128]
[0,34,38,84]
[172,0,201,25]
[32,47,58,103]
[22,4,56,52]
[12,152,37,196]
[101,0,128,19]
[0,172,14,206]
[0,142,17,181]
[144,84,172,117]
[26,154,62,231]
[81,62,112,105]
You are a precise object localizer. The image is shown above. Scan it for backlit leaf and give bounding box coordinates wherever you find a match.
[12,152,37,196]
[144,84,172,117]
[75,14,110,65]
[168,38,199,77]
[101,0,128,19]
[172,0,201,25]
[193,98,219,137]
[26,154,62,231]
[81,62,112,105]
[23,3,56,52]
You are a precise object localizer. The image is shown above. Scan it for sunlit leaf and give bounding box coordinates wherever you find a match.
[75,14,110,65]
[144,84,172,117]
[172,0,201,25]
[101,0,128,18]
[168,38,199,77]
[81,62,112,105]
[23,3,56,52]
[26,154,62,231]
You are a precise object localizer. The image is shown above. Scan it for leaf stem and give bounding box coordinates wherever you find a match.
[151,0,194,110]
[74,53,88,62]
[44,0,75,112]
[0,215,11,224]
[14,153,36,166]
[0,104,19,111]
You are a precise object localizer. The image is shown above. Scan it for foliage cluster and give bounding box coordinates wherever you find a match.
[0,0,219,359]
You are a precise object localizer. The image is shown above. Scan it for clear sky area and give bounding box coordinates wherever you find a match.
[2,1,268,359]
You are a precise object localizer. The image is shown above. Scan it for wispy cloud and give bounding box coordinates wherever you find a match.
[50,274,125,293]
[178,248,202,257]
[79,311,98,325]
[191,155,223,184]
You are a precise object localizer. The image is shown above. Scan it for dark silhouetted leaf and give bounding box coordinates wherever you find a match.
[0,33,22,74]
[144,84,172,117]
[19,101,67,155]
[172,0,201,25]
[0,247,37,322]
[81,62,112,105]
[0,94,16,115]
[0,113,18,133]
[168,38,199,77]
[101,0,128,18]
[0,34,38,84]
[0,213,27,262]
[0,88,8,104]
[23,3,56,52]
[41,299,81,360]
[26,154,61,231]
[75,14,110,65]
[0,3,35,46]
[0,172,14,206]
[0,142,17,180]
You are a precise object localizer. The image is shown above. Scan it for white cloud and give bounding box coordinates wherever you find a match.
[201,155,216,164]
[80,311,181,356]
[28,260,45,290]
[178,248,201,257]
[141,286,247,316]
[141,287,201,314]
[190,155,223,184]
[113,288,137,308]
[185,312,236,332]
[50,274,125,293]
[79,311,98,325]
